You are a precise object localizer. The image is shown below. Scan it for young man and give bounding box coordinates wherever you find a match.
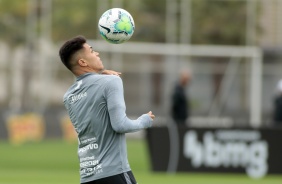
[171,70,191,125]
[59,36,155,184]
[273,79,282,125]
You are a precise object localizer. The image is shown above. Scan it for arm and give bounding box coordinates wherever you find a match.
[105,76,153,133]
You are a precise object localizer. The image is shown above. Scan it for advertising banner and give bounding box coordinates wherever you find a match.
[146,125,282,178]
[6,113,45,144]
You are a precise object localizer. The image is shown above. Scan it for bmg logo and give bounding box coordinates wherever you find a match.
[183,130,268,178]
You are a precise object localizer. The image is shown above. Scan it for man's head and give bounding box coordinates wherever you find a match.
[179,70,191,87]
[277,79,282,95]
[59,35,104,76]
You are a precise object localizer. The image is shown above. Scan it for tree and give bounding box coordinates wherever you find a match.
[52,0,98,41]
[191,0,248,45]
[0,0,28,46]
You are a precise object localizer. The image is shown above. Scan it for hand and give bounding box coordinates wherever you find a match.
[101,69,121,76]
[147,111,155,120]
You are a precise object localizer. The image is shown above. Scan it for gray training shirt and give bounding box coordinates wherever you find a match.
[63,72,152,183]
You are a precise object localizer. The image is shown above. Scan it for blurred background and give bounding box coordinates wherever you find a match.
[1,0,282,135]
[1,0,282,183]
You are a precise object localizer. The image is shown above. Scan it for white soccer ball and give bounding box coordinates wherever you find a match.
[98,8,135,44]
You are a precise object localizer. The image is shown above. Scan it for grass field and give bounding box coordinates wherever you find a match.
[0,139,281,184]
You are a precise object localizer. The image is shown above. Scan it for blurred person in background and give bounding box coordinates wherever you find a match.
[171,70,191,125]
[59,35,155,184]
[273,79,282,126]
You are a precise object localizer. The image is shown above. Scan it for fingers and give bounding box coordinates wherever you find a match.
[115,72,122,76]
[110,70,122,76]
[147,111,155,120]
[101,69,122,76]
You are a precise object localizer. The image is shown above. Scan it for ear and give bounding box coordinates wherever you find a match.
[78,59,88,67]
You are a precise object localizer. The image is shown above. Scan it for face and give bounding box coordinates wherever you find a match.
[180,72,190,86]
[79,43,104,72]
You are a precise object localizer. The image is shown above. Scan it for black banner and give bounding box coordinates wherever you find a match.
[146,125,282,178]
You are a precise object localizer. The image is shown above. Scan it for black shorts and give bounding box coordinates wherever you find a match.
[81,171,137,184]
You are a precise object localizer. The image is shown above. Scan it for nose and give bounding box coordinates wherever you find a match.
[95,52,99,56]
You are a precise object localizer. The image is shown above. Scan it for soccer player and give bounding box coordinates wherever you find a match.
[59,36,155,184]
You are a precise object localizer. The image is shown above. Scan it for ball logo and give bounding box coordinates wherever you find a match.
[115,14,134,35]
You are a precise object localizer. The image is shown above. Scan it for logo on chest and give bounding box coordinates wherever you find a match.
[68,92,87,104]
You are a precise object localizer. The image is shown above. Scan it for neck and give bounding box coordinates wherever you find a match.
[72,67,101,77]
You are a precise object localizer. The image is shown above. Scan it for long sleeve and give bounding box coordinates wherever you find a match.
[105,76,152,133]
[64,73,152,183]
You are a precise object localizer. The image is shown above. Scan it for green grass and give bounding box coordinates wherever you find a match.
[0,139,281,184]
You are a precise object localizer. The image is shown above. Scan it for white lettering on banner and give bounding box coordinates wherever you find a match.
[183,130,268,178]
[215,130,260,141]
[78,143,99,153]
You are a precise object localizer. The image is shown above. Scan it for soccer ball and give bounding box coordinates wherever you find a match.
[98,8,135,44]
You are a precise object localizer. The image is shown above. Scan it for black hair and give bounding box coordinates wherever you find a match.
[59,35,86,70]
